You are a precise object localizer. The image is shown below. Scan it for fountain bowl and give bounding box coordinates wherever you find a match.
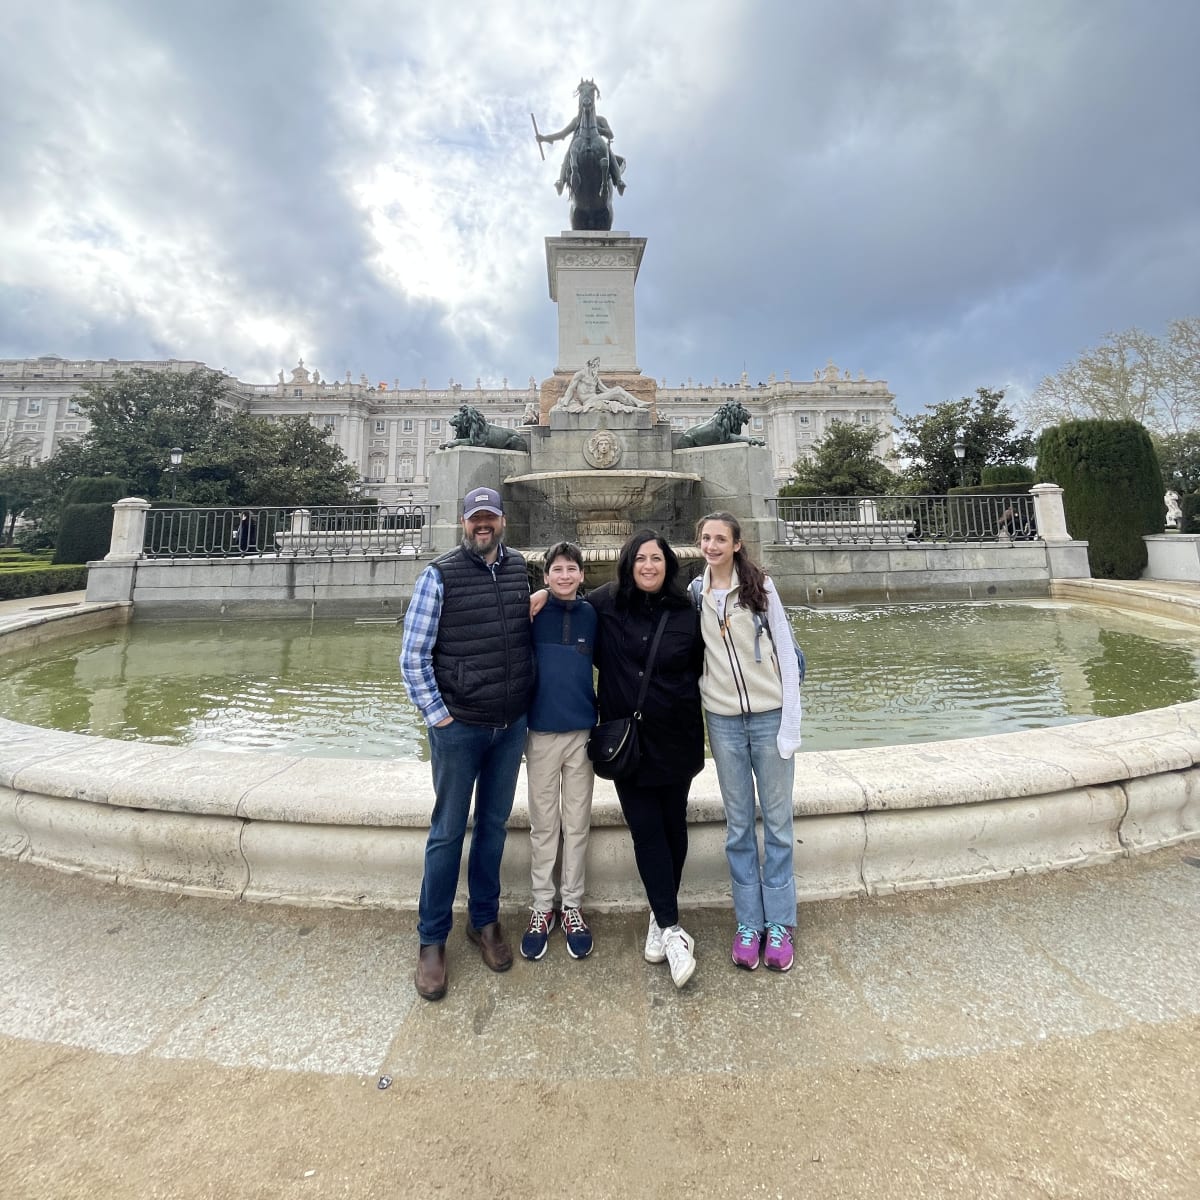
[506,469,701,547]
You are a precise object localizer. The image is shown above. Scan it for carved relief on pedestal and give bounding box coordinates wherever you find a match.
[583,428,622,469]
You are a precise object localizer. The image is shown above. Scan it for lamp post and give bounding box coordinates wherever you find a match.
[952,430,966,489]
[169,447,183,500]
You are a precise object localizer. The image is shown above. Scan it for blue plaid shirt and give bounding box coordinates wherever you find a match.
[399,544,512,727]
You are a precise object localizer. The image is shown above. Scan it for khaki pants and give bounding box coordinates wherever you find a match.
[525,728,595,911]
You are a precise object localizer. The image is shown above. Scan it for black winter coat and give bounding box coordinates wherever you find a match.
[588,581,704,786]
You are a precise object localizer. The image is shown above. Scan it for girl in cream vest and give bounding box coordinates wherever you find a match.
[694,512,802,972]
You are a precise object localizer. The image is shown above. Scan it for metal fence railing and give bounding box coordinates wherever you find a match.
[768,493,1038,546]
[143,504,431,559]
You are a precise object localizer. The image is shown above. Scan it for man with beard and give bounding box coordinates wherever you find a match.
[400,487,535,1001]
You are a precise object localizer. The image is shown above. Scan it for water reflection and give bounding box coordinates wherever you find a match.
[1,602,1197,759]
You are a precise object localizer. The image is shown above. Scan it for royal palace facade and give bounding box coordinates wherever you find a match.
[0,355,895,505]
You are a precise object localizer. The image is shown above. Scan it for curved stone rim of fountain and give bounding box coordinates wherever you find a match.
[1,589,1198,912]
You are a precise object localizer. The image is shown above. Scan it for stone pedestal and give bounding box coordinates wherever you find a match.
[675,443,776,559]
[426,446,532,552]
[545,231,647,375]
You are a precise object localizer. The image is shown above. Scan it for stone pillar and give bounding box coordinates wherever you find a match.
[1030,483,1071,543]
[290,508,312,536]
[545,232,647,375]
[1031,484,1091,579]
[85,497,149,604]
[105,497,151,560]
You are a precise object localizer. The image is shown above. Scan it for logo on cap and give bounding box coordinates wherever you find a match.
[463,487,504,518]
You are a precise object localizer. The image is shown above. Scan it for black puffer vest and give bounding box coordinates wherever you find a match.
[431,544,534,726]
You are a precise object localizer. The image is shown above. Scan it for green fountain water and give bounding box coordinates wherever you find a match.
[2,600,1198,759]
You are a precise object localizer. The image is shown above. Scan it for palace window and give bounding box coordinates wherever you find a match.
[402,419,413,432]
[293,389,303,398]
[374,420,386,434]
[430,419,441,432]
[752,417,764,431]
[398,456,415,482]
[797,414,810,426]
[323,416,335,429]
[858,411,873,425]
[26,399,42,416]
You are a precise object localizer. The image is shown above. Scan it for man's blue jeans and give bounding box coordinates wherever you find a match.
[417,716,527,945]
[705,709,797,929]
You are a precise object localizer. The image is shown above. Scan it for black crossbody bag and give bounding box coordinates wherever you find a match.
[586,610,670,782]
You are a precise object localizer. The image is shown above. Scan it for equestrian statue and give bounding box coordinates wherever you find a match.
[534,79,626,231]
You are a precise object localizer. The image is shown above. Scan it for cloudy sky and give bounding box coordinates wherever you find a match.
[1,0,1197,417]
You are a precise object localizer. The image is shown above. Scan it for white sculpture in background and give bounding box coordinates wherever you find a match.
[553,356,649,414]
[1165,490,1182,529]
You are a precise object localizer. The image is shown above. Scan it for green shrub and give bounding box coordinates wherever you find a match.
[948,483,1034,497]
[980,464,1035,485]
[62,475,131,505]
[0,564,89,600]
[1180,494,1200,534]
[1036,419,1163,578]
[14,525,55,554]
[53,503,117,565]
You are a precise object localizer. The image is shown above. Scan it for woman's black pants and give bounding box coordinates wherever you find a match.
[614,777,690,928]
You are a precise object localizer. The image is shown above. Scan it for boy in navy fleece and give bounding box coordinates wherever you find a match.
[520,542,598,960]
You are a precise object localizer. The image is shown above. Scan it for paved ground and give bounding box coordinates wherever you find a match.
[2,849,1199,1198]
[3,584,1200,1196]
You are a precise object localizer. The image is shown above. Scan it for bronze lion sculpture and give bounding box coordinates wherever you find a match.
[675,400,765,449]
[438,404,529,453]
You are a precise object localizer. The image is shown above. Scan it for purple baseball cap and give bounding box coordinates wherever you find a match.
[462,486,504,518]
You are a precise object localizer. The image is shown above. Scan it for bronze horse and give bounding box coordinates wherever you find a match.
[538,79,622,231]
[567,80,613,230]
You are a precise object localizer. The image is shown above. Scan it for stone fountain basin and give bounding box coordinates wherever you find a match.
[505,469,701,515]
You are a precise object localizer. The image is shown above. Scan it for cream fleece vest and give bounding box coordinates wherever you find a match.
[697,571,785,716]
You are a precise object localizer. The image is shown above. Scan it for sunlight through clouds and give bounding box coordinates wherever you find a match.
[0,0,1196,409]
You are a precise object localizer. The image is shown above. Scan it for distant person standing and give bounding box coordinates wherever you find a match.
[521,542,598,962]
[400,487,535,1002]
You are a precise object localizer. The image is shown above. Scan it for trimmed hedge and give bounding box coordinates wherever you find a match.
[53,502,117,565]
[948,483,1034,497]
[1037,419,1163,578]
[0,564,89,600]
[62,476,131,505]
[980,464,1035,485]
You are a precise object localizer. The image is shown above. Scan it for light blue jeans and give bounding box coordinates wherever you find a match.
[705,709,797,929]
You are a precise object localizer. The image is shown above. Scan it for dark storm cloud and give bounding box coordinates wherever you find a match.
[1,0,1197,417]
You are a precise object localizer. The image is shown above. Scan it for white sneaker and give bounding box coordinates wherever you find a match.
[662,925,696,988]
[644,913,666,964]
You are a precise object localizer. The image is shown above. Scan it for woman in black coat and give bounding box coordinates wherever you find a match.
[587,529,704,988]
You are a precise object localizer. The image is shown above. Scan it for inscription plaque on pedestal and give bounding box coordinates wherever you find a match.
[546,232,646,374]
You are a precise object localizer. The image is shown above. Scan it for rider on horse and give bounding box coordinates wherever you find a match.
[536,79,626,197]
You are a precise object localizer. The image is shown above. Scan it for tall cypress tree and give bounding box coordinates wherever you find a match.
[1036,419,1163,578]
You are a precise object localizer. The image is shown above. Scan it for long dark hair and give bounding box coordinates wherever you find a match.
[614,529,687,609]
[695,511,768,613]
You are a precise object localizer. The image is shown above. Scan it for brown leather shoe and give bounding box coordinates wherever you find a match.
[415,942,447,1001]
[466,921,513,973]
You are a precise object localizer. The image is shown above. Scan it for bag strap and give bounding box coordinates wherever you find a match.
[633,609,671,718]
